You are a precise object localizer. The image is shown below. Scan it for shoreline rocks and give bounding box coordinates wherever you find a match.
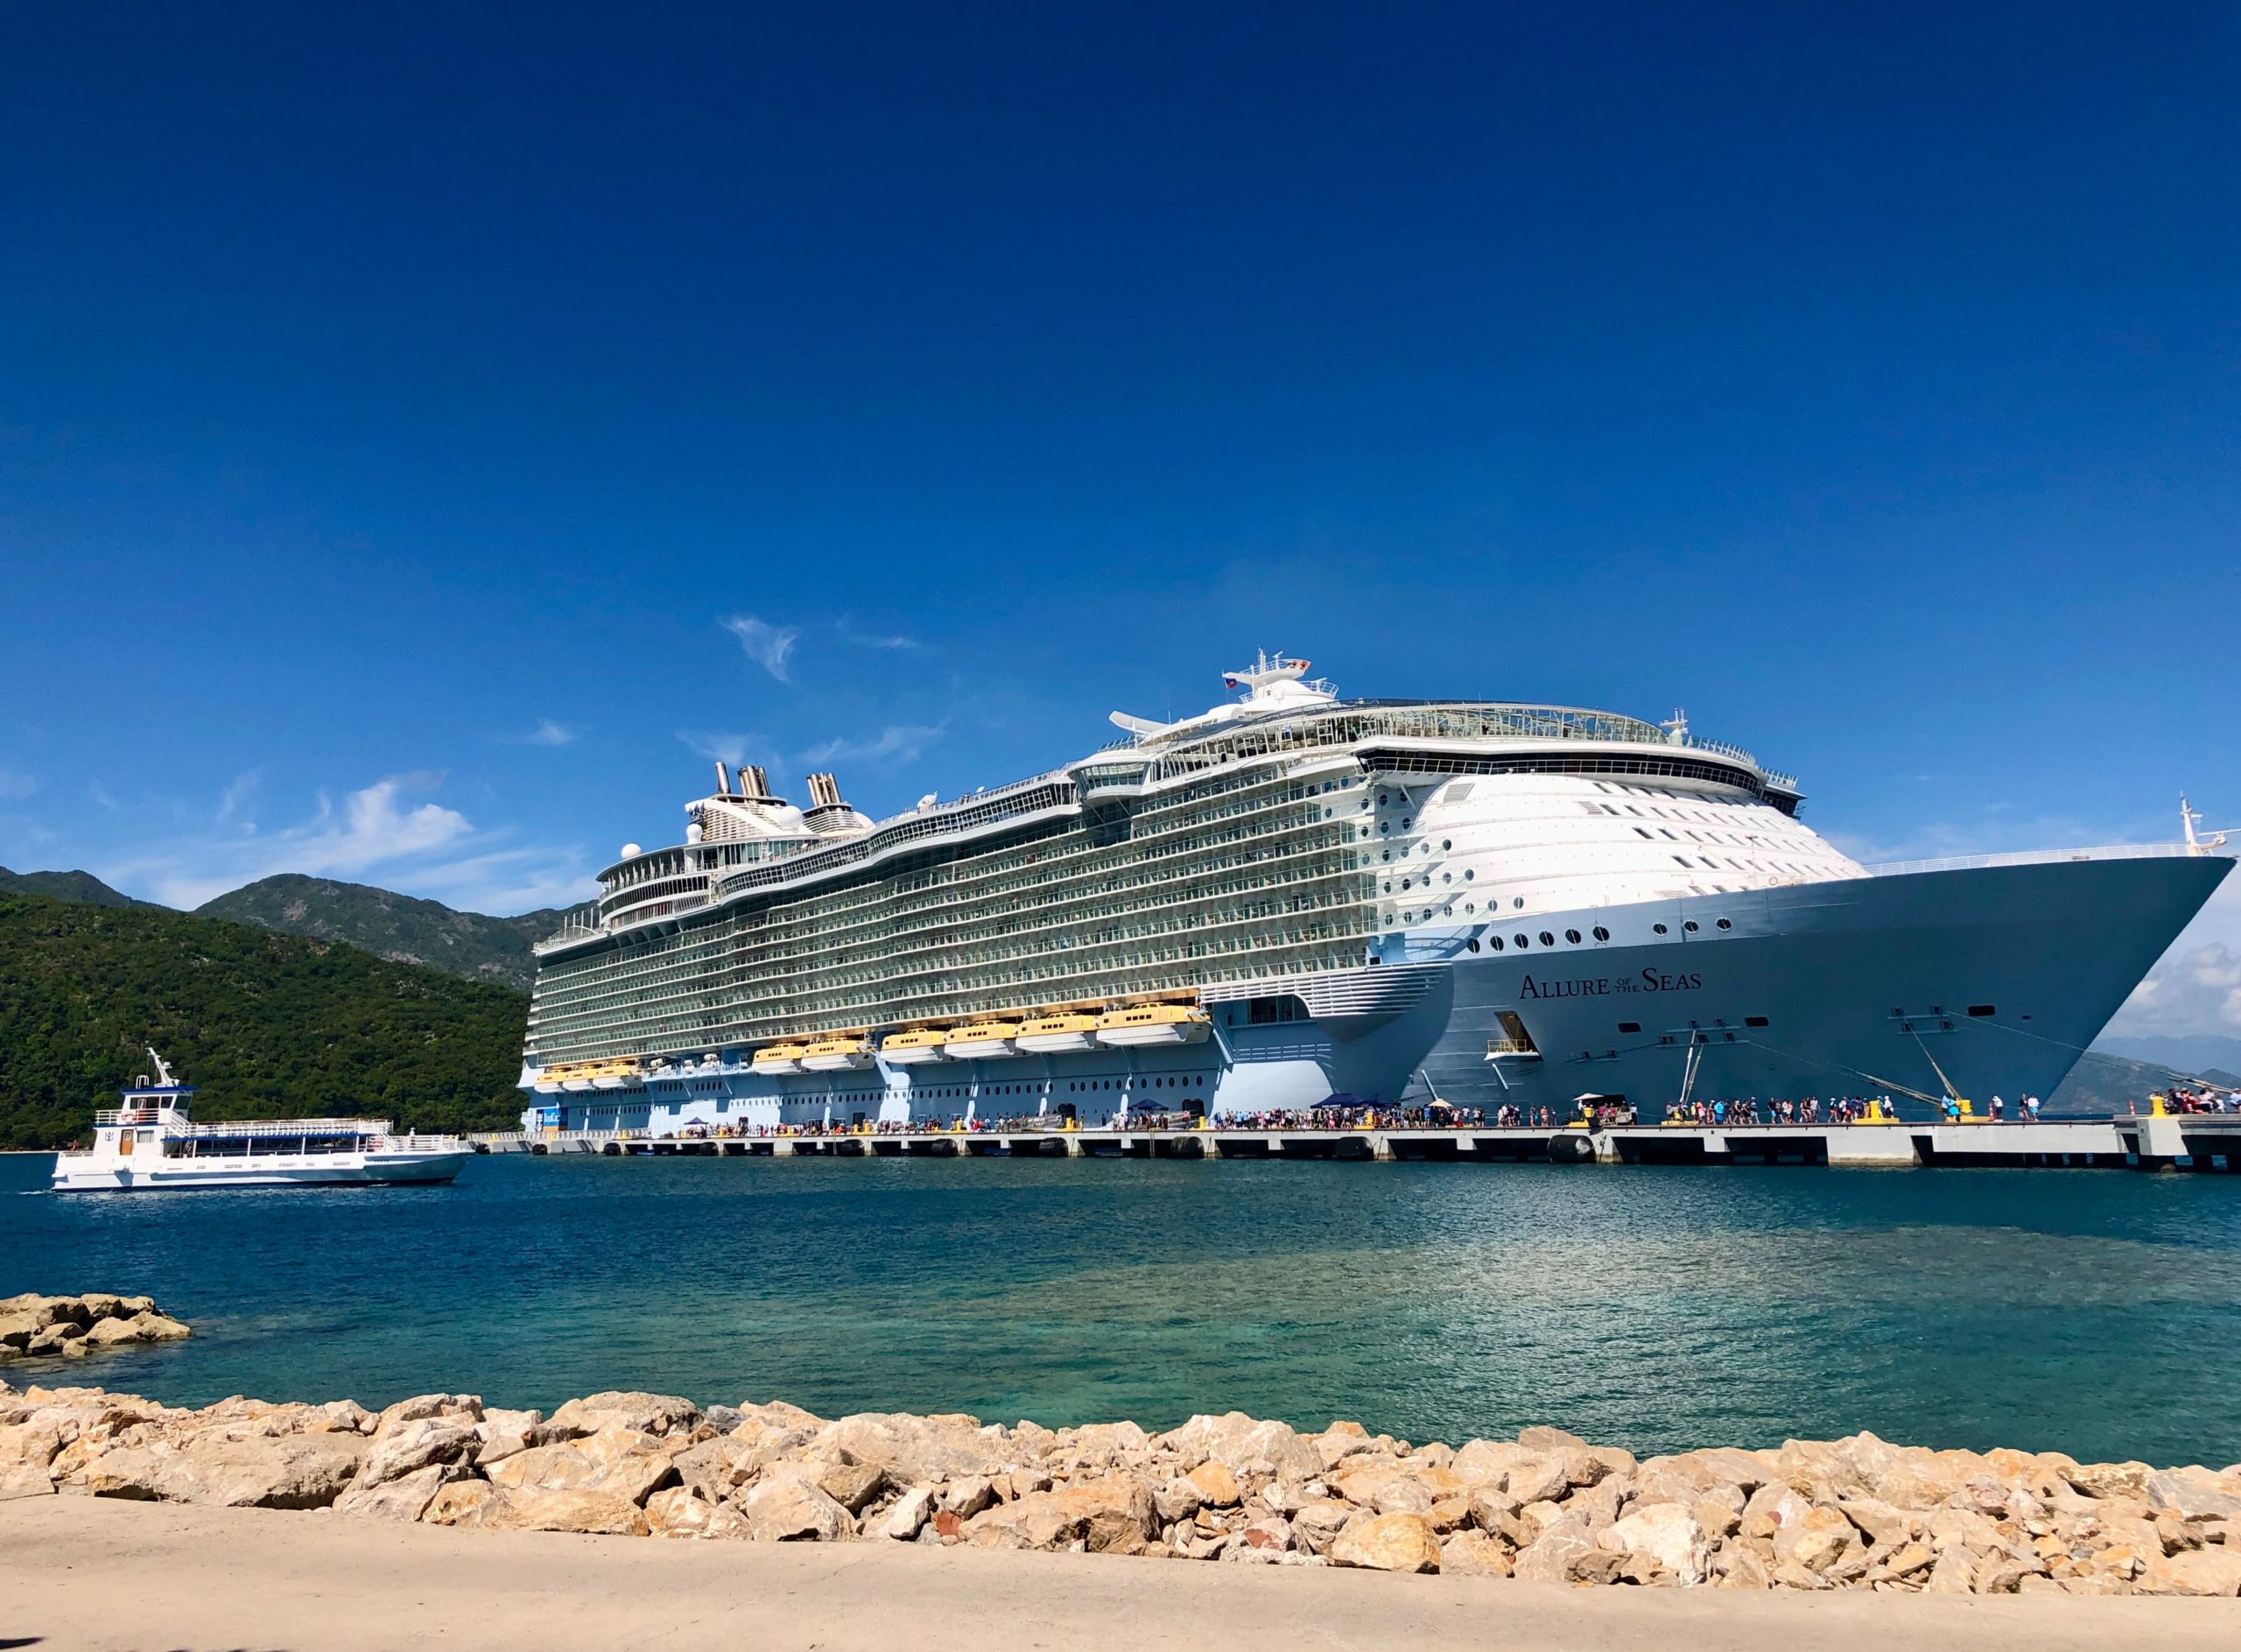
[1,1382,2235,1597]
[0,1295,191,1365]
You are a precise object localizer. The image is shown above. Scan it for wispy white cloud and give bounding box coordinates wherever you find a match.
[102,772,593,915]
[677,729,768,768]
[797,724,945,769]
[89,779,119,812]
[523,719,580,748]
[721,615,800,682]
[215,769,260,828]
[0,768,36,801]
[833,615,921,650]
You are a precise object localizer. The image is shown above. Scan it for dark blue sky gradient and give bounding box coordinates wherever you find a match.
[3,4,2237,1026]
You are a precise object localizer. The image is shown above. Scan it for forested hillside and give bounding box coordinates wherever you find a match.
[197,874,566,992]
[0,894,529,1149]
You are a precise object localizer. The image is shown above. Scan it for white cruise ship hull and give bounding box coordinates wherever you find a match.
[522,851,2230,1134]
[52,1148,471,1193]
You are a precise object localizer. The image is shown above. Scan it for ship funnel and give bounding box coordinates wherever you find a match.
[801,771,861,834]
[740,764,770,800]
[713,761,733,796]
[805,772,842,810]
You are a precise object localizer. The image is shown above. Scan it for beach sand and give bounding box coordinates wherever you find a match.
[4,1495,2234,1651]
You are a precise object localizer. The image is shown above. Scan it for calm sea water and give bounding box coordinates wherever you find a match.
[4,1152,2237,1467]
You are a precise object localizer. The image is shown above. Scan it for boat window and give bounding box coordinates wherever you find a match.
[1539,931,1555,947]
[1716,917,1732,930]
[1593,925,1610,941]
[1514,934,1529,948]
[1683,920,1700,931]
[1565,929,1582,944]
[1654,923,1668,934]
[1489,936,1504,950]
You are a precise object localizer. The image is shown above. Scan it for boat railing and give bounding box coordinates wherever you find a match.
[1865,843,2203,877]
[142,1116,398,1138]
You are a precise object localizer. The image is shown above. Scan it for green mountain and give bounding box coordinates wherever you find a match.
[0,866,151,908]
[2043,1050,2238,1116]
[0,893,529,1149]
[195,874,569,994]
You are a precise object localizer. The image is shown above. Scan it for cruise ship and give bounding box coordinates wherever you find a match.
[519,657,2232,1132]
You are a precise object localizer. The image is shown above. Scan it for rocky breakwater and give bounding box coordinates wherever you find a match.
[0,1295,191,1365]
[2,1385,2237,1599]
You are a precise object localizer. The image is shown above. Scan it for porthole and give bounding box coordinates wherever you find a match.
[1467,938,1481,953]
[1683,920,1700,932]
[1564,928,1582,944]
[1490,936,1504,951]
[1539,931,1555,947]
[1378,792,1389,805]
[1381,849,1391,861]
[1514,934,1530,949]
[1402,878,1411,889]
[1716,917,1732,930]
[1465,902,1475,912]
[1592,925,1610,941]
[1514,896,1524,910]
[1653,923,1668,935]
[1465,869,1474,881]
[1380,822,1390,834]
[1442,839,1452,850]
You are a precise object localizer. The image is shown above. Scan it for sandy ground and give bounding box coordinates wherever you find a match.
[3,1496,2234,1652]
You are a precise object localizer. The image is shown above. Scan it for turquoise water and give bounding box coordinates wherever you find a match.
[4,1152,2237,1467]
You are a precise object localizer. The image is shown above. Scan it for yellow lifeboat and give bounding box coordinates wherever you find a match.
[1015,1012,1101,1054]
[945,1021,1022,1060]
[800,1037,872,1072]
[750,1043,809,1075]
[1094,1004,1212,1048]
[879,1028,950,1065]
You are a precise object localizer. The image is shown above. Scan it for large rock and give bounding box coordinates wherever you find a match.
[645,1487,753,1539]
[471,1409,543,1467]
[2137,1546,2241,1597]
[547,1391,700,1438]
[495,1486,652,1536]
[1186,1459,1242,1508]
[965,1476,1156,1554]
[875,1485,936,1540]
[1330,1512,1441,1573]
[811,1413,1008,1483]
[2069,1460,2153,1501]
[355,1418,481,1487]
[2146,1468,2241,1522]
[741,1472,856,1542]
[333,1463,468,1522]
[372,1394,483,1438]
[1770,1504,1858,1573]
[671,1436,759,1505]
[149,1434,369,1508]
[0,1463,56,1501]
[1597,1502,1711,1584]
[485,1426,676,1506]
[1439,1529,1512,1578]
[1513,1513,1618,1585]
[1156,1413,1323,1483]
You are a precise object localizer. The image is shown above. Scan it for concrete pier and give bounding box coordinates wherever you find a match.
[475,1117,2241,1170]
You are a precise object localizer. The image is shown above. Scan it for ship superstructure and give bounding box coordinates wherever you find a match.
[521,657,2231,1131]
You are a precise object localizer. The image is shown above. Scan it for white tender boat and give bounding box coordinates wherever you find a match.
[50,1051,471,1193]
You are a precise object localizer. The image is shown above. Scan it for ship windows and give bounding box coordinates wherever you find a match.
[1635,828,1652,839]
[1564,929,1582,944]
[1466,938,1480,953]
[1619,1022,1641,1034]
[1539,931,1555,946]
[1593,925,1610,941]
[1683,920,1700,931]
[1716,917,1732,930]
[1967,1004,1996,1018]
[1514,897,1524,909]
[1672,856,1690,868]
[1489,936,1504,950]
[1465,869,1474,880]
[1745,1016,1769,1028]
[1442,840,1452,851]
[1653,923,1668,934]
[1514,934,1530,949]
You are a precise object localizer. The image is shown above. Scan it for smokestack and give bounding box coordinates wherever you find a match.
[713,761,732,795]
[805,772,841,809]
[741,764,769,799]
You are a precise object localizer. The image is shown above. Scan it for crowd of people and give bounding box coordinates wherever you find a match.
[586,1082,2241,1144]
[2146,1086,2241,1114]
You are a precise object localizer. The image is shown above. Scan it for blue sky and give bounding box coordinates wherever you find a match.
[3,4,2237,1030]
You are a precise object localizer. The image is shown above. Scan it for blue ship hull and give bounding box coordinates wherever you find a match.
[521,852,2230,1133]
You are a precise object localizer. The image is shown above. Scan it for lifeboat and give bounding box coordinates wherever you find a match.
[533,1079,565,1094]
[944,1021,1022,1060]
[879,1028,950,1065]
[801,1037,873,1072]
[1093,1004,1212,1048]
[750,1043,809,1075]
[1015,1013,1100,1054]
[560,1077,596,1093]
